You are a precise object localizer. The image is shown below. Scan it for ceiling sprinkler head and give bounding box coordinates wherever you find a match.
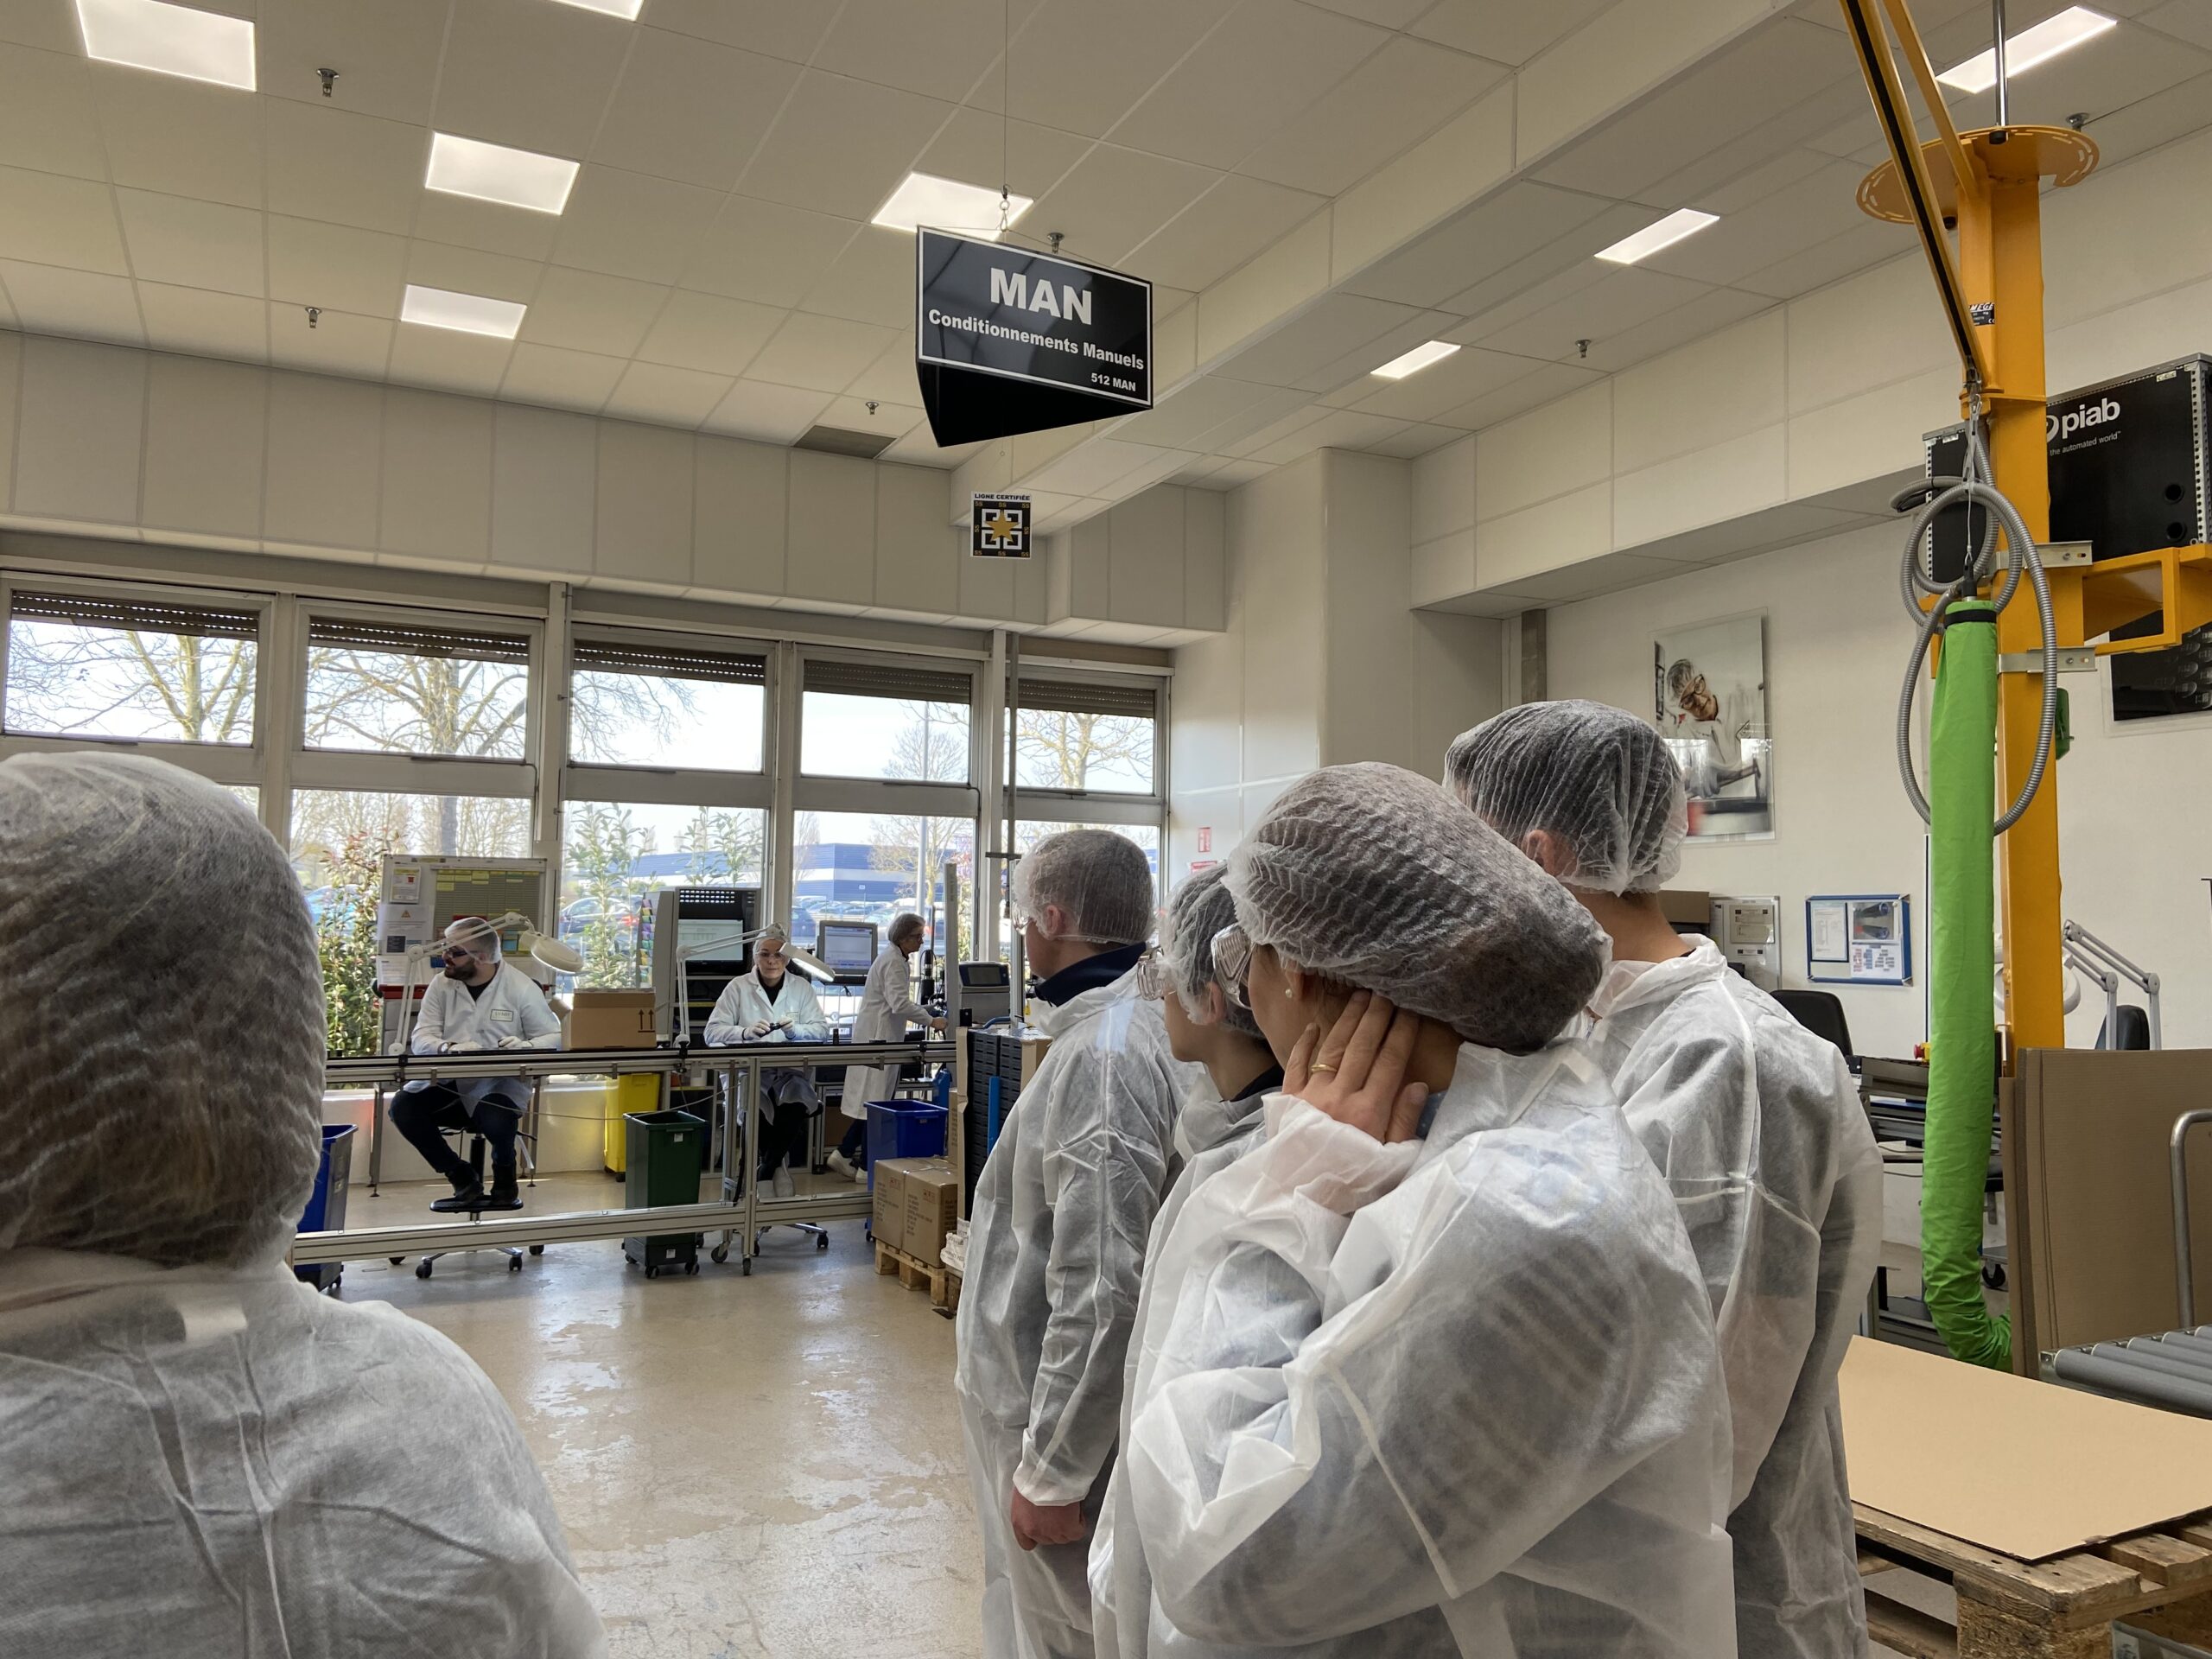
[305,306,321,329]
[317,67,338,97]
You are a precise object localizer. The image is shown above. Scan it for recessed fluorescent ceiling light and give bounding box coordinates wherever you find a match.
[76,0,255,90]
[872,172,1033,239]
[1936,6,2114,93]
[402,284,526,340]
[426,132,580,214]
[1371,340,1461,380]
[1596,208,1719,265]
[549,0,645,16]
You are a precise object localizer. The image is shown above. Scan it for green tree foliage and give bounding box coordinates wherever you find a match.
[315,831,389,1058]
[567,804,654,988]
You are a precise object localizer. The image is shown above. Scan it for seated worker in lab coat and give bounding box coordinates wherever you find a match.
[391,916,563,1213]
[704,925,830,1198]
[827,912,945,1181]
[1450,701,1881,1658]
[0,752,603,1659]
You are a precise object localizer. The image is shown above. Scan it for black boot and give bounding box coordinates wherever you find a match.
[430,1175,486,1214]
[486,1172,523,1210]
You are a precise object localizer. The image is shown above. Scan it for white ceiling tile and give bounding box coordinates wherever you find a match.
[137,281,268,361]
[432,0,631,158]
[745,312,903,393]
[267,303,392,378]
[1306,0,1434,24]
[739,72,957,222]
[499,342,626,413]
[1732,218,1908,300]
[550,166,722,284]
[1367,421,1465,457]
[1225,292,1424,388]
[813,0,1030,102]
[591,28,800,190]
[1433,199,1650,323]
[1007,0,1238,138]
[1123,175,1325,293]
[1943,18,2212,133]
[702,378,835,443]
[1249,406,1410,464]
[1433,360,1602,429]
[0,0,81,52]
[1639,159,1871,288]
[816,394,925,442]
[257,0,447,125]
[1110,0,1390,168]
[913,108,1096,211]
[1109,371,1300,448]
[264,103,426,236]
[410,191,563,263]
[1344,182,1613,309]
[882,426,985,467]
[402,240,539,304]
[0,167,129,273]
[1027,144,1221,267]
[2141,0,2212,49]
[0,260,143,345]
[1408,0,1613,63]
[0,45,104,178]
[1628,77,1872,212]
[0,278,15,328]
[387,323,514,397]
[604,360,734,426]
[518,266,671,355]
[1221,404,1328,457]
[1348,343,1553,421]
[2078,67,2212,168]
[116,191,265,296]
[1577,283,1773,375]
[682,197,861,308]
[1201,455,1275,487]
[798,226,917,328]
[1471,265,1719,362]
[647,0,838,63]
[636,289,784,376]
[266,218,406,316]
[1240,35,1510,197]
[1674,144,1839,219]
[847,339,922,404]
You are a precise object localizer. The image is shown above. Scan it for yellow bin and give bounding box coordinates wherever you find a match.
[603,1073,661,1174]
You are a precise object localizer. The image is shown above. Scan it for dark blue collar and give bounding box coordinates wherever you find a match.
[1231,1064,1284,1103]
[1035,941,1147,1007]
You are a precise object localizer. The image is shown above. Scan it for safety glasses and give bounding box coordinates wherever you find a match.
[1211,925,1253,1010]
[1132,949,1169,1001]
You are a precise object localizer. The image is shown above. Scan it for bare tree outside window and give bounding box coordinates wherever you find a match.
[5,619,256,744]
[1014,708,1154,792]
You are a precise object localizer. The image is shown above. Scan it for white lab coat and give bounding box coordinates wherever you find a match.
[408,962,563,1109]
[1584,938,1882,1659]
[705,969,830,1116]
[840,944,929,1118]
[0,1247,605,1657]
[954,969,1198,1659]
[1115,1042,1738,1659]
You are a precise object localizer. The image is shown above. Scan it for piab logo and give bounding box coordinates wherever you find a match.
[2049,396,2120,443]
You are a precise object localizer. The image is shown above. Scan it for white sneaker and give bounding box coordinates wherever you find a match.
[826,1151,856,1179]
[772,1167,795,1198]
[853,1164,869,1185]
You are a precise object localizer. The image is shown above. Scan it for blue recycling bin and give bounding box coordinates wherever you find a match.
[294,1124,354,1292]
[866,1099,948,1188]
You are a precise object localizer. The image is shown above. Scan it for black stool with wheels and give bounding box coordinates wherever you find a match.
[414,1128,535,1280]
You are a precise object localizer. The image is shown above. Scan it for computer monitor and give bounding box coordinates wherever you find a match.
[815,920,879,979]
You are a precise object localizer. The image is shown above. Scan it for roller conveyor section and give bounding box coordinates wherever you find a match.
[2052,1331,2212,1414]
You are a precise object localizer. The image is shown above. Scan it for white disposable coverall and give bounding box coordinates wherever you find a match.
[706,969,830,1116]
[841,944,929,1116]
[0,1248,604,1658]
[954,969,1196,1659]
[408,960,562,1109]
[1118,1042,1738,1658]
[1585,937,1881,1658]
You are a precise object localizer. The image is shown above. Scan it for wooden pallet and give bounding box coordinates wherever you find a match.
[1859,1501,2212,1656]
[874,1239,960,1316]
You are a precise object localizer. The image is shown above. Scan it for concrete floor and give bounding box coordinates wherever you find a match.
[333,1170,982,1659]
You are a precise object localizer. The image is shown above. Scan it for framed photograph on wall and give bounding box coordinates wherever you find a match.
[1654,613,1772,842]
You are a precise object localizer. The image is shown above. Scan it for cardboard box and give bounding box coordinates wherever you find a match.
[902,1160,960,1268]
[563,988,658,1050]
[872,1160,910,1246]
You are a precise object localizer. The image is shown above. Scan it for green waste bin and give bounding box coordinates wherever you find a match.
[622,1109,704,1278]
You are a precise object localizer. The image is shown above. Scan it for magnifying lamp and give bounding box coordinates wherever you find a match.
[391,912,584,1053]
[669,925,833,1043]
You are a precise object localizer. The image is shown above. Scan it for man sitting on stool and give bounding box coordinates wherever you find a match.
[392,917,562,1213]
[704,924,828,1198]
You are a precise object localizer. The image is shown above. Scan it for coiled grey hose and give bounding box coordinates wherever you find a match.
[1894,418,2058,834]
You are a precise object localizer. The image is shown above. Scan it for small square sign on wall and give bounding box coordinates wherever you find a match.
[1196,826,1211,854]
[970,493,1033,558]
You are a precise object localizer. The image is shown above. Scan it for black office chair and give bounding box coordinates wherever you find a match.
[2097,1004,2152,1051]
[410,1099,539,1281]
[1773,988,1854,1061]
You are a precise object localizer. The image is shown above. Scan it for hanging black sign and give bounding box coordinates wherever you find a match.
[916,228,1152,448]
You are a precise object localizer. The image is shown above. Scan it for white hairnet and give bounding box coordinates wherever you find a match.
[1012,829,1155,946]
[1224,761,1605,1052]
[446,914,504,960]
[1446,699,1688,895]
[1161,865,1259,1038]
[0,753,325,1268]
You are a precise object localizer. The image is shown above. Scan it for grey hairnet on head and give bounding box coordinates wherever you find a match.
[445,914,503,959]
[0,753,326,1268]
[1013,828,1155,946]
[1162,865,1260,1037]
[1224,761,1606,1052]
[1445,699,1688,897]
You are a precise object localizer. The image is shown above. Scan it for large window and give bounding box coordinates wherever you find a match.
[305,616,529,758]
[1014,677,1156,794]
[800,658,972,783]
[796,809,974,959]
[4,588,258,745]
[560,800,767,988]
[569,639,765,772]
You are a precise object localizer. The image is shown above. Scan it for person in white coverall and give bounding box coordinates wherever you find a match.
[706,924,830,1197]
[0,752,603,1659]
[954,829,1200,1659]
[1090,863,1280,1659]
[1115,762,1738,1659]
[830,912,944,1179]
[1449,700,1881,1658]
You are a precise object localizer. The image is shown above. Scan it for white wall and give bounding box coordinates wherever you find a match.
[1544,523,2212,1058]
